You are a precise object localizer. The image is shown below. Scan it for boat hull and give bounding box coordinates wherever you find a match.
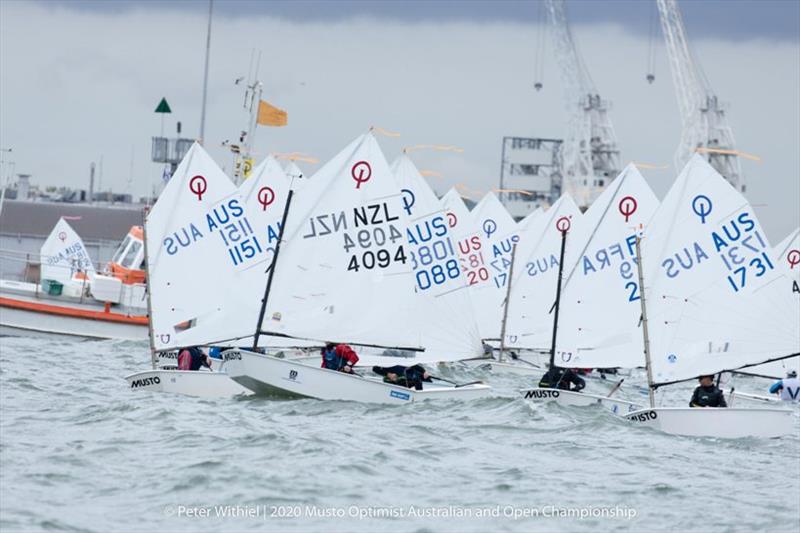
[0,300,147,341]
[223,349,491,404]
[124,369,249,397]
[624,407,796,438]
[520,387,643,415]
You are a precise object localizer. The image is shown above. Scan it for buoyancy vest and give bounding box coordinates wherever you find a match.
[780,377,800,401]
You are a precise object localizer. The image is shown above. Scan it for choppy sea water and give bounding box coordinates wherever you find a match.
[1,335,798,533]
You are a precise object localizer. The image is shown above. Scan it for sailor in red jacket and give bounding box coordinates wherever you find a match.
[320,342,359,373]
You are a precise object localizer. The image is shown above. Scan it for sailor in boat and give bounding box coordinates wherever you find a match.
[177,347,213,371]
[320,342,359,373]
[372,365,433,390]
[689,375,728,408]
[537,366,586,392]
[768,370,800,402]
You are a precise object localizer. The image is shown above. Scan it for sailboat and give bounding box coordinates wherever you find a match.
[0,218,149,340]
[619,156,797,438]
[518,164,659,410]
[471,193,582,374]
[124,142,254,397]
[222,133,491,403]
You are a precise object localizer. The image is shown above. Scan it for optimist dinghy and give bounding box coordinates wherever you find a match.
[620,156,798,438]
[224,132,491,402]
[124,143,273,397]
[517,165,658,405]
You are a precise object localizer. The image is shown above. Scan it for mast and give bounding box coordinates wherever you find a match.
[634,235,655,408]
[252,189,294,349]
[498,243,518,363]
[199,0,213,145]
[141,208,158,370]
[244,53,262,176]
[548,218,570,369]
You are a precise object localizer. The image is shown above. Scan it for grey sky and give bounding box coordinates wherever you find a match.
[35,0,800,41]
[1,0,798,240]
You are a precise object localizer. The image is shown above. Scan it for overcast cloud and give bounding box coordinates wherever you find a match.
[1,0,798,240]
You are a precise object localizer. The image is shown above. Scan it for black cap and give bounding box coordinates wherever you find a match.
[698,375,714,381]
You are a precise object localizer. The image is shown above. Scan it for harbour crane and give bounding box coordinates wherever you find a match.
[656,0,745,192]
[544,0,622,209]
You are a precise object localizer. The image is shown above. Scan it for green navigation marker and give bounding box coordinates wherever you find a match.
[154,98,172,114]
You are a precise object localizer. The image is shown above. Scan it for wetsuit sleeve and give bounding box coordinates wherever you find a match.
[689,388,699,407]
[769,381,783,394]
[572,374,586,391]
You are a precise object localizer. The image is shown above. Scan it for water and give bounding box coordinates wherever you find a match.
[1,335,798,532]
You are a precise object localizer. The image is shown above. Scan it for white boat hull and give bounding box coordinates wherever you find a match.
[624,407,796,438]
[124,369,250,398]
[223,349,491,404]
[0,303,148,340]
[520,387,643,415]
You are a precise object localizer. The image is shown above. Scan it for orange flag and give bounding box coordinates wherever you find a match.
[257,100,288,127]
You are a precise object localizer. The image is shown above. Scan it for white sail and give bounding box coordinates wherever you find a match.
[389,155,483,361]
[39,218,96,283]
[440,187,473,238]
[215,155,324,348]
[466,192,520,339]
[258,133,424,352]
[238,156,299,268]
[641,155,799,385]
[517,207,543,232]
[736,227,800,378]
[552,164,660,368]
[390,154,441,214]
[774,228,800,262]
[146,143,265,351]
[504,194,581,349]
